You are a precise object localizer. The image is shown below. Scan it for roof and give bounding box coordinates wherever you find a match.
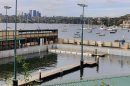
[0,38,25,41]
[45,75,130,86]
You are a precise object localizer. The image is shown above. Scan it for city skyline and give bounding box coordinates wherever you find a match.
[0,0,130,17]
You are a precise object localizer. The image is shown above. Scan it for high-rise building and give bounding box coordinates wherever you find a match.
[36,11,39,17]
[36,11,41,17]
[39,13,41,17]
[33,10,37,17]
[29,10,32,17]
[24,13,27,18]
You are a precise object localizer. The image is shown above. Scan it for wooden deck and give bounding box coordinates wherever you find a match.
[18,60,97,86]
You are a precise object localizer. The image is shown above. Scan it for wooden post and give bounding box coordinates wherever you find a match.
[39,69,41,81]
[95,49,97,61]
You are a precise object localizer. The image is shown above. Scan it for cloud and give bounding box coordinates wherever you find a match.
[0,0,130,17]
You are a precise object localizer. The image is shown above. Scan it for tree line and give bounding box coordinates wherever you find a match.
[0,14,130,26]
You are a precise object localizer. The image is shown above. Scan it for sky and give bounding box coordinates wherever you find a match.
[0,0,130,17]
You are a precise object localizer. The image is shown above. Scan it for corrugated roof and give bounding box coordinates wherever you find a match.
[45,76,130,86]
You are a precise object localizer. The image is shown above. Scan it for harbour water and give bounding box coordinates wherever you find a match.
[0,23,130,42]
[1,23,130,85]
[1,52,130,85]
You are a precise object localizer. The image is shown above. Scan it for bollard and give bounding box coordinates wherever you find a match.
[39,69,41,81]
[13,79,18,86]
[35,69,43,83]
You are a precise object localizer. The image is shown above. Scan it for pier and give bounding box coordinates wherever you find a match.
[18,60,98,86]
[0,29,58,51]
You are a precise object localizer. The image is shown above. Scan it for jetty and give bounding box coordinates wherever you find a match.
[18,60,98,86]
[0,29,58,51]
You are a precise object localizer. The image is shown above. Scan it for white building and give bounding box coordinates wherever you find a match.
[120,20,130,28]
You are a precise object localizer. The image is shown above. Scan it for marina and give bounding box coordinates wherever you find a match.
[0,23,130,86]
[1,48,130,86]
[1,0,130,85]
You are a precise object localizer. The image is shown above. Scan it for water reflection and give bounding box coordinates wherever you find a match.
[80,67,84,80]
[0,52,57,81]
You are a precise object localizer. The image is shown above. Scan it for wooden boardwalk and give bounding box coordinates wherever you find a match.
[18,60,97,86]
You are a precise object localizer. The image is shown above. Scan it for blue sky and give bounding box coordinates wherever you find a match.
[0,0,130,17]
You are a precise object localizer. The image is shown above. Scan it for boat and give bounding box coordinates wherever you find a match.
[87,30,92,33]
[74,32,80,38]
[110,30,117,34]
[62,29,67,32]
[100,27,104,30]
[99,33,105,36]
[82,27,92,30]
[96,32,100,34]
[114,39,125,44]
[107,26,117,34]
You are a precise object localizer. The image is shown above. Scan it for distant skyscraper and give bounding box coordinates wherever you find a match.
[29,10,32,17]
[36,11,39,17]
[39,13,41,17]
[33,10,37,17]
[23,13,28,22]
[24,13,27,18]
[36,11,41,17]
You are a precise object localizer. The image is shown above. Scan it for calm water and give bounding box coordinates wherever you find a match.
[0,23,130,42]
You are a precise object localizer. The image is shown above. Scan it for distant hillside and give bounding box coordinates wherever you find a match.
[0,14,130,26]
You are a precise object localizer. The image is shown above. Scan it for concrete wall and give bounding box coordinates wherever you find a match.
[58,38,130,49]
[111,42,120,48]
[103,42,112,47]
[88,40,96,46]
[83,40,89,45]
[68,39,74,44]
[0,44,57,58]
